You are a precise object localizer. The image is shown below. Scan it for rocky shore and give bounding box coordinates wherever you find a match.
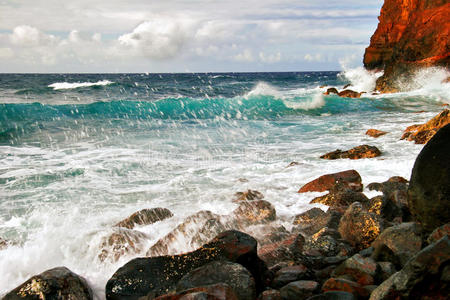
[3,110,450,300]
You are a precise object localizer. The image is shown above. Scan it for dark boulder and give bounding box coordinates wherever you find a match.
[176,261,256,300]
[106,230,269,300]
[306,291,356,300]
[115,207,173,229]
[332,254,378,286]
[370,236,450,299]
[408,123,450,233]
[321,278,369,299]
[3,267,93,300]
[148,283,238,300]
[310,187,369,209]
[427,223,450,244]
[293,208,343,236]
[371,222,423,268]
[279,280,319,300]
[271,265,311,289]
[258,290,282,300]
[338,202,382,251]
[298,170,363,193]
[303,228,341,257]
[324,88,339,95]
[320,145,381,160]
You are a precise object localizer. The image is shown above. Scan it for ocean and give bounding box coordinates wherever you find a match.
[0,69,449,297]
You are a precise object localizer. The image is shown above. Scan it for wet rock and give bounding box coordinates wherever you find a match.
[232,200,276,225]
[0,237,8,250]
[338,202,382,251]
[408,123,450,233]
[376,262,396,283]
[293,208,342,236]
[115,207,173,229]
[190,218,227,249]
[337,90,362,98]
[286,161,300,168]
[148,283,239,300]
[303,228,341,257]
[310,187,369,209]
[367,177,409,221]
[321,278,369,299]
[257,225,291,247]
[427,223,450,244]
[272,264,311,288]
[176,261,256,300]
[371,222,423,268]
[106,230,269,300]
[279,280,319,300]
[307,291,356,300]
[369,236,450,299]
[258,290,282,300]
[258,234,303,267]
[332,254,378,285]
[4,267,93,300]
[365,129,387,138]
[298,170,363,193]
[147,210,221,256]
[99,228,149,262]
[320,145,381,160]
[401,109,450,144]
[233,190,264,202]
[324,88,339,95]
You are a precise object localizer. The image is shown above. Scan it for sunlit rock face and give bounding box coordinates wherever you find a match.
[363,0,450,92]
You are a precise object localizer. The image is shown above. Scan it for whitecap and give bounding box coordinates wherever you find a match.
[48,80,113,90]
[283,93,325,110]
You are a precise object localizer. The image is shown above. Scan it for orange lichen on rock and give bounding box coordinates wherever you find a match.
[401,109,450,144]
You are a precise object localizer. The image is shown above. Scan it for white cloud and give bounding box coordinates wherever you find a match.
[304,53,322,62]
[10,25,57,47]
[259,52,281,63]
[0,48,14,58]
[233,49,254,62]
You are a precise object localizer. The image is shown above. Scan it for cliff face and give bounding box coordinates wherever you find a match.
[363,0,450,92]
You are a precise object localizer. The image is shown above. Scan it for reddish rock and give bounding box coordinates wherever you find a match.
[332,254,378,286]
[257,290,281,300]
[365,129,388,138]
[324,87,339,95]
[115,207,173,229]
[3,267,93,300]
[320,145,381,160]
[401,109,450,144]
[272,265,311,288]
[232,200,276,225]
[337,90,363,98]
[364,0,450,92]
[338,202,382,251]
[427,223,450,244]
[293,208,342,236]
[321,278,369,299]
[151,284,239,300]
[298,170,363,193]
[233,190,264,202]
[310,188,369,209]
[279,280,319,299]
[258,234,299,267]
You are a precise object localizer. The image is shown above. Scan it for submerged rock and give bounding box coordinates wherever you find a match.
[408,123,450,233]
[4,267,93,300]
[337,90,362,99]
[232,200,276,225]
[401,109,450,144]
[298,170,363,193]
[365,129,388,138]
[176,261,256,300]
[0,237,8,250]
[320,145,381,160]
[99,228,149,262]
[115,207,173,229]
[233,190,264,202]
[106,230,269,300]
[338,202,382,251]
[324,88,339,95]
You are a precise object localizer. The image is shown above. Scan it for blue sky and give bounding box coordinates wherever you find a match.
[0,0,383,73]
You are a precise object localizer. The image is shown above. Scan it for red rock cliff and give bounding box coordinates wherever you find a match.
[364,0,450,92]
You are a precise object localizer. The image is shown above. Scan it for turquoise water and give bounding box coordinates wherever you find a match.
[0,70,448,297]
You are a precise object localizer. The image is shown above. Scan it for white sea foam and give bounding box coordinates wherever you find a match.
[48,80,113,90]
[245,82,284,99]
[283,93,325,110]
[338,66,383,92]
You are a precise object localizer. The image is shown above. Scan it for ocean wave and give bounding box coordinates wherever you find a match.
[338,66,383,92]
[48,80,114,90]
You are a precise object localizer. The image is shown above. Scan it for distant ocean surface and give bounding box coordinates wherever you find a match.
[0,70,449,297]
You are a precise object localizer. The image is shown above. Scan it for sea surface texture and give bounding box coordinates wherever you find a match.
[0,69,449,296]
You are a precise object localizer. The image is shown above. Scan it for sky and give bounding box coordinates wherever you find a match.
[0,0,383,73]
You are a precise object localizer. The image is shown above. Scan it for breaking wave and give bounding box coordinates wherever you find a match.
[48,80,114,90]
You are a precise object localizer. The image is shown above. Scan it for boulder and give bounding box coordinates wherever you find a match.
[364,0,450,92]
[369,236,450,299]
[147,210,221,256]
[332,254,378,285]
[293,208,343,236]
[320,145,381,160]
[3,267,93,300]
[232,200,276,225]
[148,283,238,300]
[427,223,450,244]
[376,261,396,283]
[338,202,382,251]
[303,228,340,257]
[307,291,356,300]
[279,280,319,300]
[310,188,369,209]
[271,265,311,288]
[115,207,173,229]
[324,88,339,95]
[176,261,256,300]
[367,177,409,221]
[321,278,369,299]
[337,90,362,99]
[401,109,450,144]
[365,129,388,138]
[371,222,423,268]
[258,290,282,300]
[233,190,264,202]
[106,230,269,300]
[298,170,363,193]
[408,123,450,233]
[99,228,149,262]
[258,234,303,267]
